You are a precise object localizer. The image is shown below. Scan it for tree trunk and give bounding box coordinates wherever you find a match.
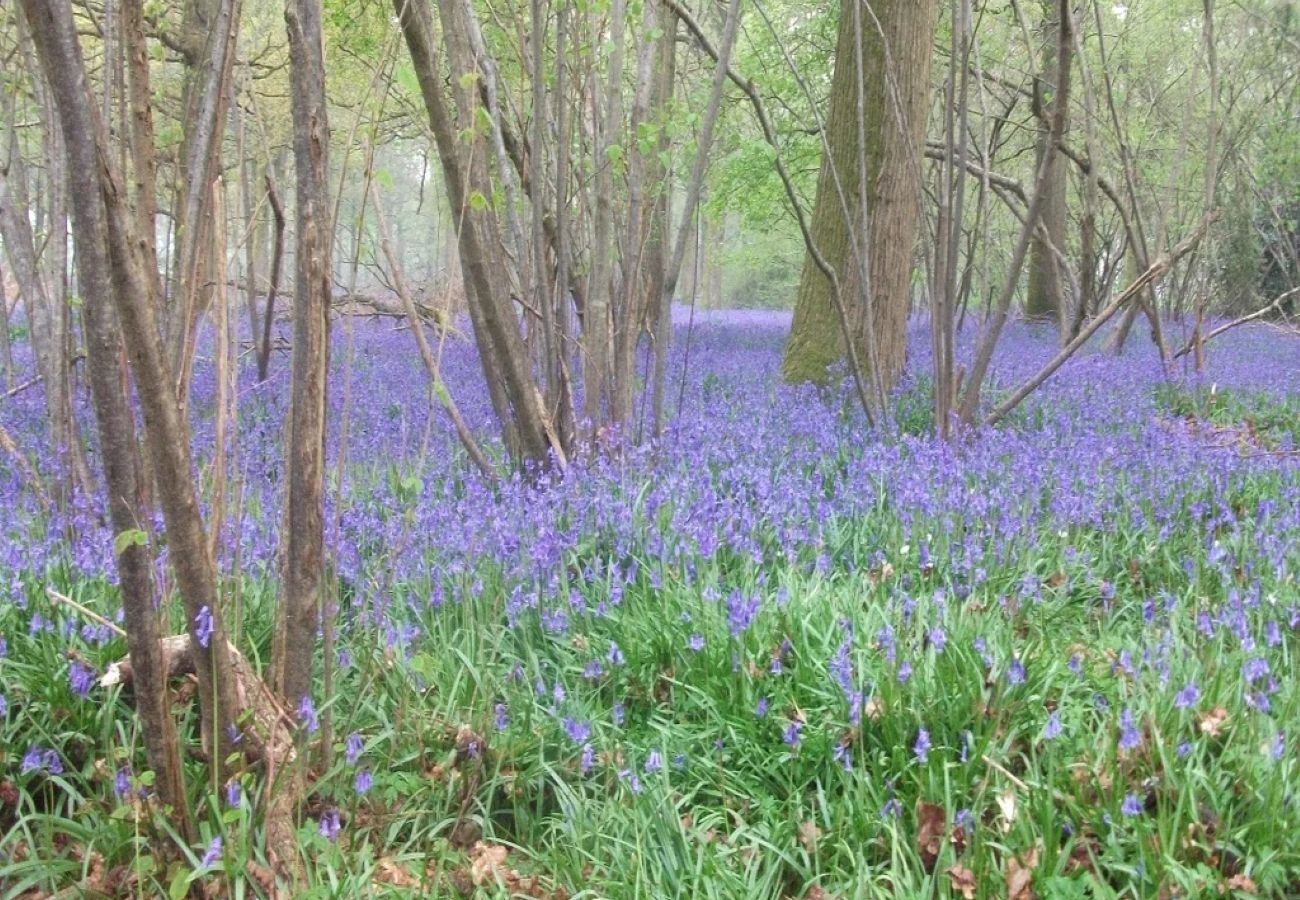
[272,0,332,712]
[170,0,241,410]
[782,0,940,397]
[1025,1,1070,336]
[17,0,198,840]
[21,0,243,777]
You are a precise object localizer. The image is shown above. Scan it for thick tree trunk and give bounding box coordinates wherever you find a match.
[782,0,940,397]
[1025,3,1070,335]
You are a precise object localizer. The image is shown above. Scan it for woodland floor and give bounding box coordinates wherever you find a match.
[0,310,1298,898]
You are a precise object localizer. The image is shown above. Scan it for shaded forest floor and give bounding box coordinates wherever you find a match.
[1,311,1298,898]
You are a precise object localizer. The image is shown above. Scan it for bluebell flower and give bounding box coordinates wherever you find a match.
[880,798,902,818]
[928,627,946,654]
[114,767,131,799]
[226,781,242,808]
[319,809,341,841]
[1271,732,1286,761]
[1043,711,1063,741]
[613,703,626,727]
[644,750,663,774]
[68,661,95,698]
[897,661,913,684]
[580,743,594,775]
[354,769,373,794]
[1174,682,1200,709]
[1121,793,1142,817]
[833,742,852,771]
[1177,741,1193,758]
[1006,658,1026,686]
[0,694,7,718]
[345,732,363,764]
[783,720,802,748]
[954,809,975,831]
[562,717,591,744]
[195,605,213,649]
[914,728,931,763]
[755,697,769,719]
[583,660,604,680]
[687,634,705,652]
[494,703,509,731]
[1118,709,1141,752]
[298,696,320,735]
[607,642,625,666]
[618,769,642,794]
[199,835,223,868]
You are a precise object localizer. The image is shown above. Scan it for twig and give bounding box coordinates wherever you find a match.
[46,587,128,637]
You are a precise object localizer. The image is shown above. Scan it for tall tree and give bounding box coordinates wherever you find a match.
[1025,0,1071,335]
[782,0,941,399]
[272,0,331,711]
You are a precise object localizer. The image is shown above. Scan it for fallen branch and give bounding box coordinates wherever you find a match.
[1172,286,1300,360]
[47,587,126,638]
[985,214,1215,428]
[0,422,51,511]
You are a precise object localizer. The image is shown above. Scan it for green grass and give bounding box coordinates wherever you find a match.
[1155,382,1300,449]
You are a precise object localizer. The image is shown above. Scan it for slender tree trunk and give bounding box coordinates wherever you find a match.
[170,0,241,411]
[21,0,242,777]
[583,0,625,435]
[782,0,940,398]
[272,0,331,711]
[258,169,285,382]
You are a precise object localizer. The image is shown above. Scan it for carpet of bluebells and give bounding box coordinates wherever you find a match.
[0,309,1297,898]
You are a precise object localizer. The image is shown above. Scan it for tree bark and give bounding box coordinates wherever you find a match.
[782,0,940,398]
[1025,1,1070,336]
[272,0,331,712]
[20,0,243,778]
[17,0,198,840]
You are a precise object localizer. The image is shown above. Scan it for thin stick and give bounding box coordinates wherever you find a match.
[47,587,128,637]
[1172,287,1300,359]
[985,215,1214,427]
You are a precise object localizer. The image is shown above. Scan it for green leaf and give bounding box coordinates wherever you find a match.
[458,71,479,90]
[169,869,192,900]
[469,191,489,212]
[114,529,148,555]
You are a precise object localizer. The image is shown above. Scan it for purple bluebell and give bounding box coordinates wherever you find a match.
[1174,682,1200,709]
[319,809,341,841]
[914,728,931,763]
[194,605,213,649]
[1043,711,1063,741]
[644,750,663,774]
[200,836,223,868]
[687,634,705,652]
[1121,793,1142,817]
[355,769,373,794]
[298,696,320,735]
[345,732,363,764]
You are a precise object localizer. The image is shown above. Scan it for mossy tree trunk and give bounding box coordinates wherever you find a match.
[1025,1,1070,336]
[782,0,939,397]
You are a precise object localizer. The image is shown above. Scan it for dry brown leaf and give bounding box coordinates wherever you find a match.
[798,820,822,854]
[916,801,946,872]
[947,864,978,899]
[1004,845,1040,900]
[469,842,510,887]
[1219,873,1258,895]
[375,856,418,888]
[1199,707,1230,737]
[864,695,885,721]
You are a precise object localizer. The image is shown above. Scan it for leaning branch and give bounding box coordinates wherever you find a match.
[985,215,1215,428]
[1171,286,1300,360]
